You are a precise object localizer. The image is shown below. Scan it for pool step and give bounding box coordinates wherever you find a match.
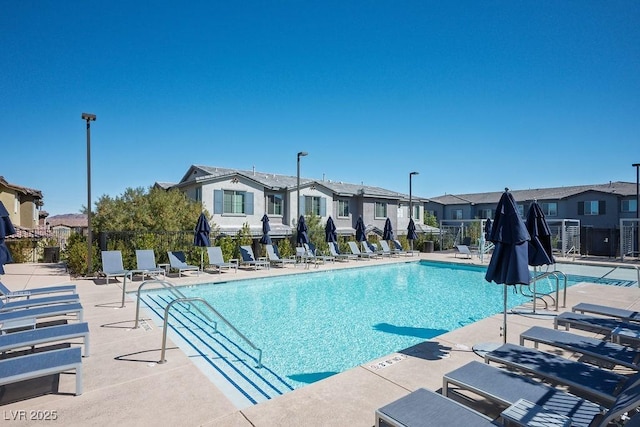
[140,294,293,408]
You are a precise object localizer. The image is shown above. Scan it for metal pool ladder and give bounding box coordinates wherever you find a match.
[157,297,263,368]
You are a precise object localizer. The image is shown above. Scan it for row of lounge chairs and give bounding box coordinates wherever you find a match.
[0,281,86,397]
[376,301,640,426]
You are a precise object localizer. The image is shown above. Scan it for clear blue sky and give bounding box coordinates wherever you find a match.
[2,2,639,217]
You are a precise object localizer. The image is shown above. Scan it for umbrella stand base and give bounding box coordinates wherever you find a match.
[471,342,501,358]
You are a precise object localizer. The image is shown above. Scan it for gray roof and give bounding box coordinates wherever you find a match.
[428,181,637,205]
[177,165,414,200]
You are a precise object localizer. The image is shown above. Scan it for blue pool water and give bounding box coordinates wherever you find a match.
[140,260,597,393]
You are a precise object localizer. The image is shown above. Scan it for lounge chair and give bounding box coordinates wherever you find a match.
[239,246,270,270]
[265,244,296,268]
[376,388,498,427]
[0,322,90,357]
[0,303,84,332]
[573,302,640,323]
[101,250,133,284]
[519,325,640,370]
[167,251,200,277]
[392,239,410,256]
[328,242,356,261]
[554,311,640,340]
[1,293,79,312]
[485,342,636,406]
[443,360,602,427]
[378,240,395,257]
[455,244,473,259]
[135,249,166,280]
[305,243,335,265]
[206,246,238,273]
[362,242,382,258]
[0,347,83,395]
[0,281,76,299]
[347,241,371,259]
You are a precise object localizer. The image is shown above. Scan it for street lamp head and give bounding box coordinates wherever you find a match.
[410,171,419,176]
[633,163,640,167]
[81,113,96,121]
[298,151,308,158]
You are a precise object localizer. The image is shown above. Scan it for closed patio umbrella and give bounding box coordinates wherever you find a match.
[407,218,418,251]
[383,218,394,241]
[355,216,367,250]
[485,189,530,343]
[193,212,211,270]
[296,215,309,245]
[259,214,272,245]
[525,201,555,312]
[325,216,337,243]
[484,218,492,240]
[0,201,16,274]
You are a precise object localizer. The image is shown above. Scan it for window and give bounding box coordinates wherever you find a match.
[541,202,557,217]
[195,187,202,202]
[622,199,638,213]
[517,205,524,217]
[375,202,387,218]
[305,196,322,216]
[412,205,420,220]
[338,199,349,218]
[266,194,283,215]
[452,209,462,220]
[224,191,245,214]
[478,209,492,219]
[578,200,605,216]
[214,189,254,215]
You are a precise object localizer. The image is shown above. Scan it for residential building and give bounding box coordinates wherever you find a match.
[425,181,638,257]
[0,176,43,230]
[164,165,427,241]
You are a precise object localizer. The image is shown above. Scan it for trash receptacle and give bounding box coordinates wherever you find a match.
[43,247,60,263]
[423,241,434,253]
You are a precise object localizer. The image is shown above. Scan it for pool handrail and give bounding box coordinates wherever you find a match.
[134,279,214,329]
[158,297,263,368]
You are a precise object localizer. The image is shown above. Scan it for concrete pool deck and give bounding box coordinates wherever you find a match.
[1,253,639,426]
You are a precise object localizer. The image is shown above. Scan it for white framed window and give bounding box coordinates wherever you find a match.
[517,204,524,217]
[338,199,349,218]
[266,194,283,216]
[195,187,202,202]
[579,200,604,216]
[223,190,245,214]
[622,199,637,213]
[452,209,462,220]
[478,209,492,219]
[412,205,420,220]
[305,196,322,216]
[375,202,387,218]
[541,202,557,217]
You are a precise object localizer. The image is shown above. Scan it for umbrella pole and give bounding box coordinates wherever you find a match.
[503,284,507,344]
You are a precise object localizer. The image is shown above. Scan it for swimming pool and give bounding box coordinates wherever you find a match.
[137,260,633,407]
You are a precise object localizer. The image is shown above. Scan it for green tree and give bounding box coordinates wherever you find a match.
[424,212,439,228]
[233,222,253,259]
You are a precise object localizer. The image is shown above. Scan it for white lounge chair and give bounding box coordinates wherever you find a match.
[455,245,473,259]
[101,250,133,284]
[239,246,270,270]
[378,240,395,257]
[328,242,356,261]
[206,246,238,273]
[0,281,76,299]
[1,293,79,312]
[392,239,410,256]
[265,245,296,268]
[0,322,90,357]
[0,347,83,396]
[362,242,382,258]
[167,251,200,277]
[347,241,371,259]
[135,249,166,280]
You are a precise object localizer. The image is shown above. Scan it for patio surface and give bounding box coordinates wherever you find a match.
[1,252,639,426]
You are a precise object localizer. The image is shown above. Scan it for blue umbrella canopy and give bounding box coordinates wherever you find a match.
[485,191,530,285]
[259,214,272,245]
[325,216,337,243]
[0,201,16,274]
[407,218,418,241]
[355,216,367,242]
[296,215,309,245]
[193,212,211,247]
[383,217,394,241]
[485,190,530,344]
[526,201,555,267]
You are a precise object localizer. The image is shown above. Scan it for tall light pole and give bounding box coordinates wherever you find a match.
[409,171,419,251]
[82,113,96,276]
[297,151,308,220]
[634,163,640,256]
